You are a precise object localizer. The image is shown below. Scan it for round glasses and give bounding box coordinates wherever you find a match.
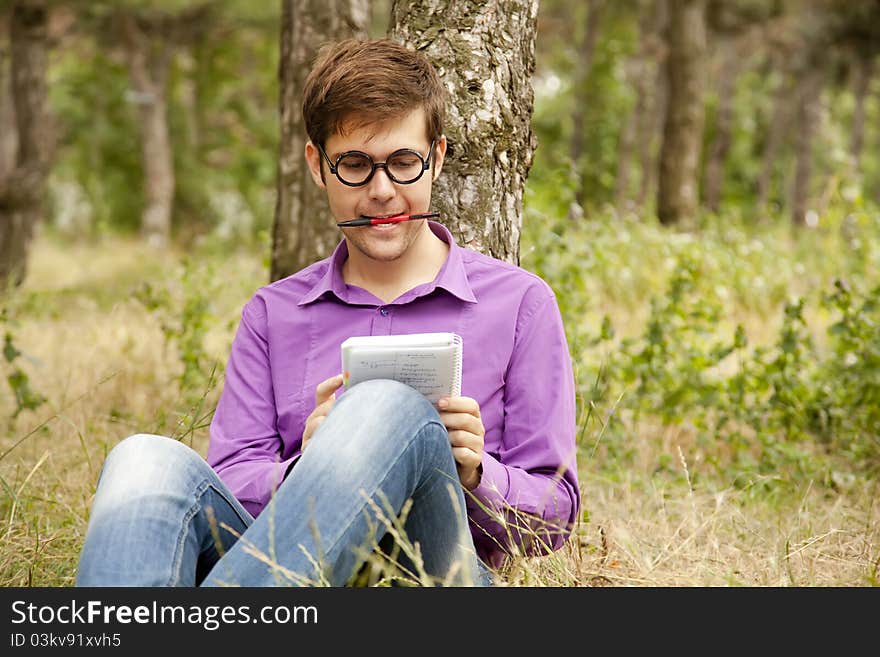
[319,140,435,187]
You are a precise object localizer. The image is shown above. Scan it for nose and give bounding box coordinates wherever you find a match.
[366,166,397,203]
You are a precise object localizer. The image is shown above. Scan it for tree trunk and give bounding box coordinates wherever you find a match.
[619,0,666,214]
[270,0,370,282]
[657,0,706,225]
[390,0,540,265]
[0,11,17,182]
[122,15,174,249]
[790,66,824,227]
[613,91,637,213]
[177,47,200,153]
[850,53,874,176]
[570,0,605,210]
[0,1,50,290]
[636,0,669,210]
[756,66,791,215]
[702,37,738,213]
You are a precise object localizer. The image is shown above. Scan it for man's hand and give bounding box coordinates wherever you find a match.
[302,374,344,452]
[437,396,485,490]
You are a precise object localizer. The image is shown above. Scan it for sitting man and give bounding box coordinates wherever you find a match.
[76,38,580,587]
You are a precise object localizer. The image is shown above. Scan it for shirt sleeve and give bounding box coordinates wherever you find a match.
[207,296,300,518]
[465,288,580,567]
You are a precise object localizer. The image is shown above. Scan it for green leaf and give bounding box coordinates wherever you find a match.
[3,333,20,363]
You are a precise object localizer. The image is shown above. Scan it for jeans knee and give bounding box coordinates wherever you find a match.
[98,434,203,498]
[105,433,183,470]
[324,379,448,461]
[342,379,436,419]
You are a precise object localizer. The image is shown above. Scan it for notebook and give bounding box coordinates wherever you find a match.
[340,332,463,403]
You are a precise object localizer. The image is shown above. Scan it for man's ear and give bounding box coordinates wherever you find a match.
[305,141,326,189]
[432,135,448,181]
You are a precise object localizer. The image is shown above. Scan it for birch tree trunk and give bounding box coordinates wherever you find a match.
[390,0,540,265]
[270,0,370,282]
[122,15,174,249]
[0,1,50,290]
[657,0,706,225]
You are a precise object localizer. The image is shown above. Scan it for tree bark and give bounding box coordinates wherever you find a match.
[618,0,665,213]
[790,66,824,227]
[0,1,50,290]
[270,0,370,282]
[850,53,874,176]
[637,0,669,210]
[613,89,637,213]
[756,66,791,215]
[0,11,16,182]
[390,0,540,265]
[177,47,200,154]
[121,14,174,249]
[657,0,706,225]
[702,37,738,213]
[570,0,604,210]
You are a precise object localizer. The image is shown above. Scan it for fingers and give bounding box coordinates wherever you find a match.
[305,392,338,434]
[437,397,485,491]
[312,395,336,418]
[437,396,480,418]
[451,446,481,470]
[447,428,482,452]
[303,374,343,450]
[303,414,327,443]
[438,410,484,437]
[446,423,484,490]
[315,373,344,406]
[438,397,485,466]
[451,445,483,490]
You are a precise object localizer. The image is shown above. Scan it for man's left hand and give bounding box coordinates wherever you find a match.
[437,396,484,490]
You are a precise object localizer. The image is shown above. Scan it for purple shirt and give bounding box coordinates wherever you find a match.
[208,221,580,568]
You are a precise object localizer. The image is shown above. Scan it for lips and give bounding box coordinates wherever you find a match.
[365,213,407,225]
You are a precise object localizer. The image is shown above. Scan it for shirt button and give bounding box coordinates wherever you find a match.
[379,308,389,317]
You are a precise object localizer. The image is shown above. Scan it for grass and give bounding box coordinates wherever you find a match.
[1,223,878,587]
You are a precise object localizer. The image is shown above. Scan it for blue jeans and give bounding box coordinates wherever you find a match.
[76,379,491,587]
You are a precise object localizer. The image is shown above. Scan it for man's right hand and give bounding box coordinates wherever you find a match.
[301,373,344,452]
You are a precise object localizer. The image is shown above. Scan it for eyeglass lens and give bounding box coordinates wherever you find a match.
[336,150,427,185]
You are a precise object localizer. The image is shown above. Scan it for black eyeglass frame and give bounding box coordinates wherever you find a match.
[318,140,436,187]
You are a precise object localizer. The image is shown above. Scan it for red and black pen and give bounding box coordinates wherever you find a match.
[336,211,440,227]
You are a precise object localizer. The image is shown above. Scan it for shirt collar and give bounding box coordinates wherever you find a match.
[298,221,477,306]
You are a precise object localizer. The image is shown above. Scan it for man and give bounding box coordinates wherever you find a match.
[76,38,579,587]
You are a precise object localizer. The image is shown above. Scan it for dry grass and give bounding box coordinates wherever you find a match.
[1,234,877,587]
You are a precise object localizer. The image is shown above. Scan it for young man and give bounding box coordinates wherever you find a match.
[76,38,579,587]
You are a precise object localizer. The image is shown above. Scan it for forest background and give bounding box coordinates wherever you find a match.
[1,0,878,587]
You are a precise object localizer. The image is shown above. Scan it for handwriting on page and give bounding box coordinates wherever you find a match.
[353,352,446,393]
[350,347,454,400]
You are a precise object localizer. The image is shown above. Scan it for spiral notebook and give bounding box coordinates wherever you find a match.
[340,332,463,403]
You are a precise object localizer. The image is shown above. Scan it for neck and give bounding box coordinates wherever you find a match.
[343,223,449,303]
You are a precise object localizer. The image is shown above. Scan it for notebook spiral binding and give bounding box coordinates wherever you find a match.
[451,333,463,397]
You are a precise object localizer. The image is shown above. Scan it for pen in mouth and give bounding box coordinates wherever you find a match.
[336,211,440,227]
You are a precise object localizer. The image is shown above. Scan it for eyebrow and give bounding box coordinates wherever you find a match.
[329,144,429,159]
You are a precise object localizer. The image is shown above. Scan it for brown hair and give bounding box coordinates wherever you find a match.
[302,38,446,148]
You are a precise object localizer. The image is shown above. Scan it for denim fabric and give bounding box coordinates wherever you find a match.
[76,379,490,587]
